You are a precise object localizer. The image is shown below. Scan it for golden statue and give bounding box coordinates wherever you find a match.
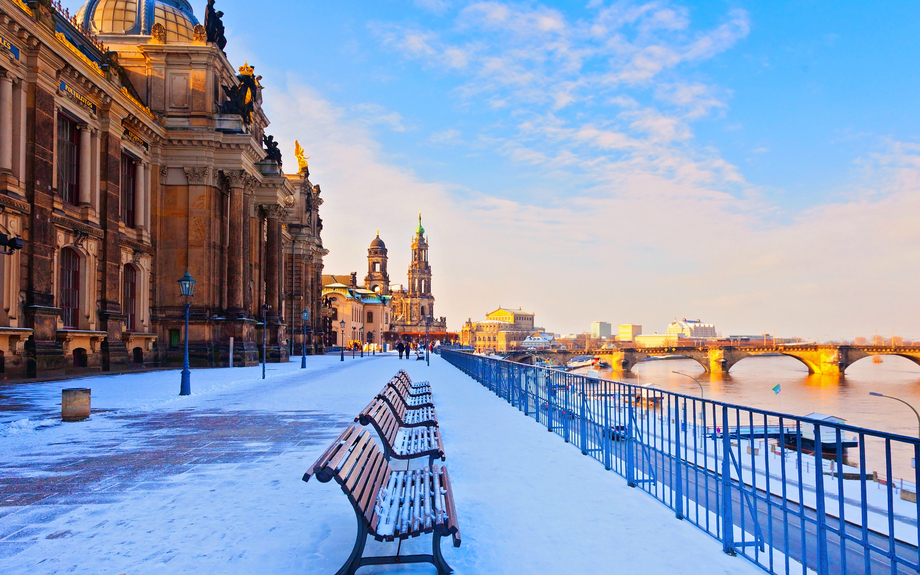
[294,140,310,173]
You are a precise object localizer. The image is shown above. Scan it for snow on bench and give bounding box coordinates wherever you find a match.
[391,370,432,395]
[379,385,438,427]
[357,396,444,464]
[303,425,460,574]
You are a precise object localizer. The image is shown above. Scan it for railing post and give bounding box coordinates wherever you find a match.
[812,423,830,575]
[581,379,588,455]
[627,388,636,487]
[674,399,684,519]
[603,381,611,470]
[547,370,554,433]
[563,375,570,443]
[721,405,736,555]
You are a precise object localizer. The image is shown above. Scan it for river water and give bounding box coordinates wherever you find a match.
[573,355,920,481]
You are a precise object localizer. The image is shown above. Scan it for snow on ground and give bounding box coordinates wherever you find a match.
[0,353,764,574]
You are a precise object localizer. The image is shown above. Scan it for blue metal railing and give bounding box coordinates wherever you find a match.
[440,349,920,575]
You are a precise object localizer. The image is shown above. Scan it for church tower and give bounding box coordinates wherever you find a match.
[365,232,390,295]
[408,214,435,323]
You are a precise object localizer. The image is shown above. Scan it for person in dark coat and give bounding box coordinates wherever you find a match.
[396,342,404,359]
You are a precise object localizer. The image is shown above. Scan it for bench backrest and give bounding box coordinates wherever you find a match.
[379,385,413,415]
[356,397,401,448]
[303,425,392,529]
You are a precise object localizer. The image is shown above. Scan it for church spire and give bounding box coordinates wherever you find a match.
[416,212,425,237]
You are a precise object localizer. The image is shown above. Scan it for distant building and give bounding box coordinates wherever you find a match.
[618,324,642,342]
[460,308,540,353]
[591,322,612,338]
[634,333,679,347]
[321,274,388,349]
[666,319,718,339]
[522,332,559,350]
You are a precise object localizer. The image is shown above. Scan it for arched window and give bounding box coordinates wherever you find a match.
[59,248,80,328]
[123,265,137,331]
[373,262,380,272]
[421,305,427,317]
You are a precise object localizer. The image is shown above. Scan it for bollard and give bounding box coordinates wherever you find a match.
[62,388,91,421]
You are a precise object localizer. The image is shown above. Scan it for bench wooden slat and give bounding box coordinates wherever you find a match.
[302,424,362,483]
[438,465,462,548]
[333,429,374,486]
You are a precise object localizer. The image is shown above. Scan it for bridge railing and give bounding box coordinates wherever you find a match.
[440,349,920,575]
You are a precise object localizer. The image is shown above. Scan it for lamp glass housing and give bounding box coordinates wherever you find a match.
[301,309,310,322]
[178,271,196,298]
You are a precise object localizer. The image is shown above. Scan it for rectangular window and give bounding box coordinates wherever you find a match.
[367,311,373,323]
[56,115,80,204]
[59,248,80,328]
[120,154,136,227]
[169,329,180,348]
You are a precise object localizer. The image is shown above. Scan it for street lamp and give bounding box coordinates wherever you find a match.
[261,304,270,380]
[869,392,920,437]
[425,315,432,366]
[352,327,356,359]
[300,308,309,369]
[339,320,345,362]
[177,271,196,396]
[0,233,24,255]
[360,326,364,358]
[672,371,704,398]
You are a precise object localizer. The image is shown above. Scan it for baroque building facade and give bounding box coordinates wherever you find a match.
[387,215,447,342]
[0,0,326,379]
[460,308,540,354]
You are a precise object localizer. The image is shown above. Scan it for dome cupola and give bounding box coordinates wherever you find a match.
[370,232,386,250]
[75,0,200,42]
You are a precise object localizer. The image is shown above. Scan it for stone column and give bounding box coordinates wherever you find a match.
[78,125,92,205]
[223,171,247,312]
[133,161,145,229]
[264,205,285,318]
[144,163,151,230]
[0,72,13,172]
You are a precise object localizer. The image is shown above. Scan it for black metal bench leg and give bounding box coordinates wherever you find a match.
[335,511,368,575]
[432,531,454,574]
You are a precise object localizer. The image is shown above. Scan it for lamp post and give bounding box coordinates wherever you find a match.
[672,371,704,398]
[352,327,356,359]
[177,271,196,396]
[261,304,270,380]
[425,315,432,366]
[300,308,309,369]
[360,326,364,358]
[339,320,345,362]
[870,392,920,437]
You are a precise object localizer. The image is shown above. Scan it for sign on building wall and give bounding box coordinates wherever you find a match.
[0,36,20,60]
[60,81,97,114]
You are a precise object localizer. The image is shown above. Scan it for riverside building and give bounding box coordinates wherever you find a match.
[0,0,326,379]
[460,308,540,354]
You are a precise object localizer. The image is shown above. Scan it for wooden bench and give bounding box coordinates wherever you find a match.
[381,383,436,416]
[388,375,431,398]
[357,397,445,464]
[393,370,431,394]
[384,378,433,408]
[304,425,461,574]
[376,386,438,428]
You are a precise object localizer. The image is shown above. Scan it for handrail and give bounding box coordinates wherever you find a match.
[440,348,920,575]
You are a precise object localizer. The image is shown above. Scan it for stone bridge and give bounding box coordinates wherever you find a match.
[506,345,920,376]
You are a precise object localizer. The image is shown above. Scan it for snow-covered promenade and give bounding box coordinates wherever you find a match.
[0,353,763,574]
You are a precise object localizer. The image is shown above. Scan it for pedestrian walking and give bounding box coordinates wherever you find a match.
[397,342,404,359]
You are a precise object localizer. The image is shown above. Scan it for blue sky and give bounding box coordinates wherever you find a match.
[68,0,920,338]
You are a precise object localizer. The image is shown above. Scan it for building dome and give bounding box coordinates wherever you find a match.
[75,0,200,42]
[370,232,386,250]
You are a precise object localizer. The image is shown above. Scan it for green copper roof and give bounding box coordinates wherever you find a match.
[416,213,425,236]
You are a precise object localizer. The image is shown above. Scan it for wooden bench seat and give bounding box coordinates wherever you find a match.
[379,386,437,425]
[384,379,433,408]
[357,397,444,464]
[304,425,461,574]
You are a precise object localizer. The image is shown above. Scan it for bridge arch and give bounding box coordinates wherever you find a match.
[726,352,822,375]
[630,353,711,374]
[845,353,920,373]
